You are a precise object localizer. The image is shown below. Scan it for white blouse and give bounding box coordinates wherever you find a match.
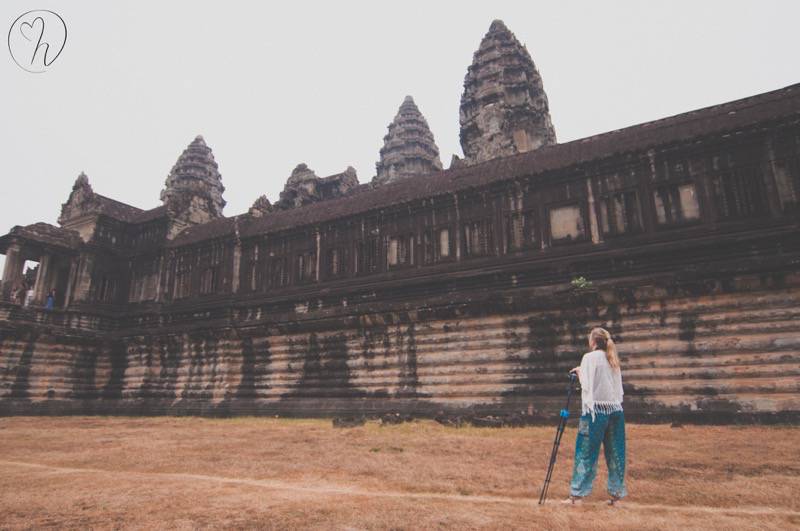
[577,349,624,420]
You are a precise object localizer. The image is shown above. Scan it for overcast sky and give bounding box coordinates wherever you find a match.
[1,1,799,271]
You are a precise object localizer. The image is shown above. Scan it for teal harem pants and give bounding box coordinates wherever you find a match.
[569,410,627,498]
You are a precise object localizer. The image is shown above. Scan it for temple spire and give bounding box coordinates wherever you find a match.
[161,135,226,219]
[161,135,226,238]
[373,95,443,186]
[459,20,556,165]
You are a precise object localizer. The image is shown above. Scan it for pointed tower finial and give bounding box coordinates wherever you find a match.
[74,171,92,190]
[489,19,508,32]
[459,20,556,164]
[373,96,443,186]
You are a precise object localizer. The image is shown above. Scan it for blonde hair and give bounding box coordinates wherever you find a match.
[589,327,620,370]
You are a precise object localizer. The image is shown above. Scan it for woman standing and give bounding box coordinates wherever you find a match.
[565,327,627,505]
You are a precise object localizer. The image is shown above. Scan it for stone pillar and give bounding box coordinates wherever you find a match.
[314,229,321,282]
[63,256,78,308]
[764,138,785,218]
[453,193,462,261]
[586,178,603,245]
[33,253,53,304]
[155,254,165,302]
[231,242,241,294]
[71,253,94,303]
[231,217,242,294]
[1,244,25,300]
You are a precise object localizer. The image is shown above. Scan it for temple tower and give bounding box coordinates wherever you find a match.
[274,164,359,210]
[374,96,443,185]
[248,195,273,217]
[161,136,226,238]
[459,20,556,165]
[58,172,95,227]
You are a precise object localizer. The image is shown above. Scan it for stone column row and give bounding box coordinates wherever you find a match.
[1,243,65,306]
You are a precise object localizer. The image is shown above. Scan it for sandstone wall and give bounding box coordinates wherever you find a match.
[2,269,798,423]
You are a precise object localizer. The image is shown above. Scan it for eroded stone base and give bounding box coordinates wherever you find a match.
[2,270,799,423]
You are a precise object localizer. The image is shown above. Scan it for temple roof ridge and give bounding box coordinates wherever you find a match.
[165,82,800,246]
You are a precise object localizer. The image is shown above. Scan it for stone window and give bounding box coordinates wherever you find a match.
[506,211,536,251]
[247,245,259,292]
[269,257,287,288]
[296,254,305,281]
[599,190,642,236]
[422,230,434,264]
[388,238,398,266]
[199,268,216,295]
[129,261,158,302]
[326,247,348,277]
[355,238,380,276]
[710,169,767,219]
[423,228,451,264]
[175,254,191,299]
[199,244,223,295]
[388,235,413,267]
[401,235,413,265]
[653,183,701,225]
[328,248,340,277]
[296,251,316,283]
[774,157,800,212]
[96,274,115,303]
[438,228,451,258]
[462,219,492,257]
[549,204,586,243]
[95,224,117,245]
[129,274,142,302]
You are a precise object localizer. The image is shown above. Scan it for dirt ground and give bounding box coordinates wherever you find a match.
[0,417,798,530]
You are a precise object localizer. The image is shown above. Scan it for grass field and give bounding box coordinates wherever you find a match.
[0,417,798,530]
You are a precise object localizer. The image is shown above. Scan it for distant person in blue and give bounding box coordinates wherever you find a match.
[45,289,56,310]
[564,327,627,506]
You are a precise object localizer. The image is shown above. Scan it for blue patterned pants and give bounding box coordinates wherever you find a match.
[569,410,627,498]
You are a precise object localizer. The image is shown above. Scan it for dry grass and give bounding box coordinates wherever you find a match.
[0,416,798,530]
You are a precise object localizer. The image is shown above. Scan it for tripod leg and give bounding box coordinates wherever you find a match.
[539,417,566,504]
[538,374,578,504]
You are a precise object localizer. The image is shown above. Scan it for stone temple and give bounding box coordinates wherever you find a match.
[1,20,799,422]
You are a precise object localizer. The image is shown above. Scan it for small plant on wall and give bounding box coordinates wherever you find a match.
[570,276,593,291]
[566,275,600,310]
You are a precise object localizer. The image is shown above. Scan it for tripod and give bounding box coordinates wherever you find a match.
[538,372,578,505]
